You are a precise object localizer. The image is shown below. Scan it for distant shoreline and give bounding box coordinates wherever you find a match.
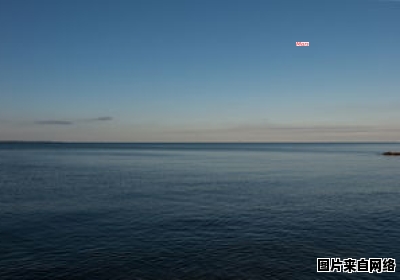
[1,141,400,145]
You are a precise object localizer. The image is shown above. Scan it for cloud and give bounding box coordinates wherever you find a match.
[174,123,370,133]
[35,120,73,125]
[267,124,373,133]
[88,116,113,122]
[35,116,113,125]
[171,122,400,136]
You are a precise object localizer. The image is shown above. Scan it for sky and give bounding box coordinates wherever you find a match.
[0,0,399,142]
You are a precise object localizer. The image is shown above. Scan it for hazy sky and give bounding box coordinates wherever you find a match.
[1,0,399,142]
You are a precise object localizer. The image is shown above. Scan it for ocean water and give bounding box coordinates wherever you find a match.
[0,143,399,279]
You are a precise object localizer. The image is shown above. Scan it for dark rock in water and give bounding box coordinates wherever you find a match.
[382,151,400,156]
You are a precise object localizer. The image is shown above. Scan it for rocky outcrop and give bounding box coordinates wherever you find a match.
[382,152,400,156]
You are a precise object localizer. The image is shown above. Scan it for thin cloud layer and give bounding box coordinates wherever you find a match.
[92,117,113,121]
[168,122,400,142]
[173,123,376,134]
[35,120,73,125]
[35,117,113,125]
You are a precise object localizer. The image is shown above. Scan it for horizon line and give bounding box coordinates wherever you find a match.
[1,140,399,144]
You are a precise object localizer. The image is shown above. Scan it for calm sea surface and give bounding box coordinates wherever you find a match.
[0,143,399,279]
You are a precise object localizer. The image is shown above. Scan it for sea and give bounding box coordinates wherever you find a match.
[0,143,399,279]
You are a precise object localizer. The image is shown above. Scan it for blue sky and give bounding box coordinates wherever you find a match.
[0,0,399,142]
